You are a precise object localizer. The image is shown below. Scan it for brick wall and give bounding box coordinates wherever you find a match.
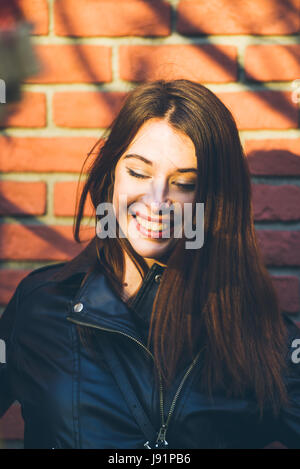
[0,0,299,449]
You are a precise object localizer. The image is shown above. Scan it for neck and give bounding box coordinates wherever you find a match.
[144,257,167,268]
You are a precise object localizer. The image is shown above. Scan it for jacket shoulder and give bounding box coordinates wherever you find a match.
[0,263,69,342]
[26,262,67,278]
[19,263,68,299]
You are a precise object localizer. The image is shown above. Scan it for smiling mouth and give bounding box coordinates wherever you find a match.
[130,213,174,238]
[134,211,171,223]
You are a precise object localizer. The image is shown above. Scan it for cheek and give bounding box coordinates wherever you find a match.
[173,193,195,214]
[176,195,196,226]
[112,178,138,224]
[112,171,127,211]
[114,176,141,208]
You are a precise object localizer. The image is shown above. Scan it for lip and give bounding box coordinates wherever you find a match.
[133,215,174,239]
[134,211,173,224]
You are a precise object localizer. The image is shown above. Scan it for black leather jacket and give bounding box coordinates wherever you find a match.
[1,238,300,449]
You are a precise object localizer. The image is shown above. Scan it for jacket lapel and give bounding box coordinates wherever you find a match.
[67,268,145,341]
[53,237,165,342]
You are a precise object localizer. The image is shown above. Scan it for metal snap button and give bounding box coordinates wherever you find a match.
[154,274,162,284]
[73,302,83,312]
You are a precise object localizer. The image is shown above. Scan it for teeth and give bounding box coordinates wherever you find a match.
[135,215,168,232]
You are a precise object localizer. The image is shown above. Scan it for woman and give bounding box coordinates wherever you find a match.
[0,80,299,449]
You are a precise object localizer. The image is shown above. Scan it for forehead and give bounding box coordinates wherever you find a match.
[120,118,197,170]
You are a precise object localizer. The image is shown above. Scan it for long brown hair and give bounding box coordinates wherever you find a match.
[74,79,289,416]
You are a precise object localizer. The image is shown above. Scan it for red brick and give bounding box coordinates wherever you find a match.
[245,45,300,82]
[25,45,112,84]
[119,44,237,83]
[0,269,30,305]
[271,276,300,314]
[53,92,127,128]
[245,139,300,176]
[20,0,49,35]
[252,184,300,221]
[54,181,94,217]
[0,181,46,216]
[0,92,46,128]
[257,231,300,266]
[0,137,99,173]
[0,403,24,440]
[177,0,300,35]
[54,0,171,37]
[0,225,93,261]
[216,91,298,130]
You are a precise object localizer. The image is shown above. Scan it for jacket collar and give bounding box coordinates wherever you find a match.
[48,237,100,283]
[51,236,166,342]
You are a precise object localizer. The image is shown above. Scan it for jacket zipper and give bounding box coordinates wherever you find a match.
[155,351,200,448]
[67,317,200,448]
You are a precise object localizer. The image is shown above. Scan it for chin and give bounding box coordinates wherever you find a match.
[128,238,173,261]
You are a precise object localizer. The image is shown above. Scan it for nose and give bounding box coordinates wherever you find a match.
[150,200,172,215]
[143,177,172,215]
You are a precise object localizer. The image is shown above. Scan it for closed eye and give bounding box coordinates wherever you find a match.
[126,168,196,192]
[126,168,148,179]
[175,182,196,191]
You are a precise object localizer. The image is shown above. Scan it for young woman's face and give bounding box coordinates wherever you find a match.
[112,118,198,265]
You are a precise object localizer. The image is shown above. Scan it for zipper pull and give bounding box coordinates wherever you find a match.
[155,424,169,448]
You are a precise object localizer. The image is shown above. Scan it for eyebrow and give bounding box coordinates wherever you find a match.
[124,153,197,174]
